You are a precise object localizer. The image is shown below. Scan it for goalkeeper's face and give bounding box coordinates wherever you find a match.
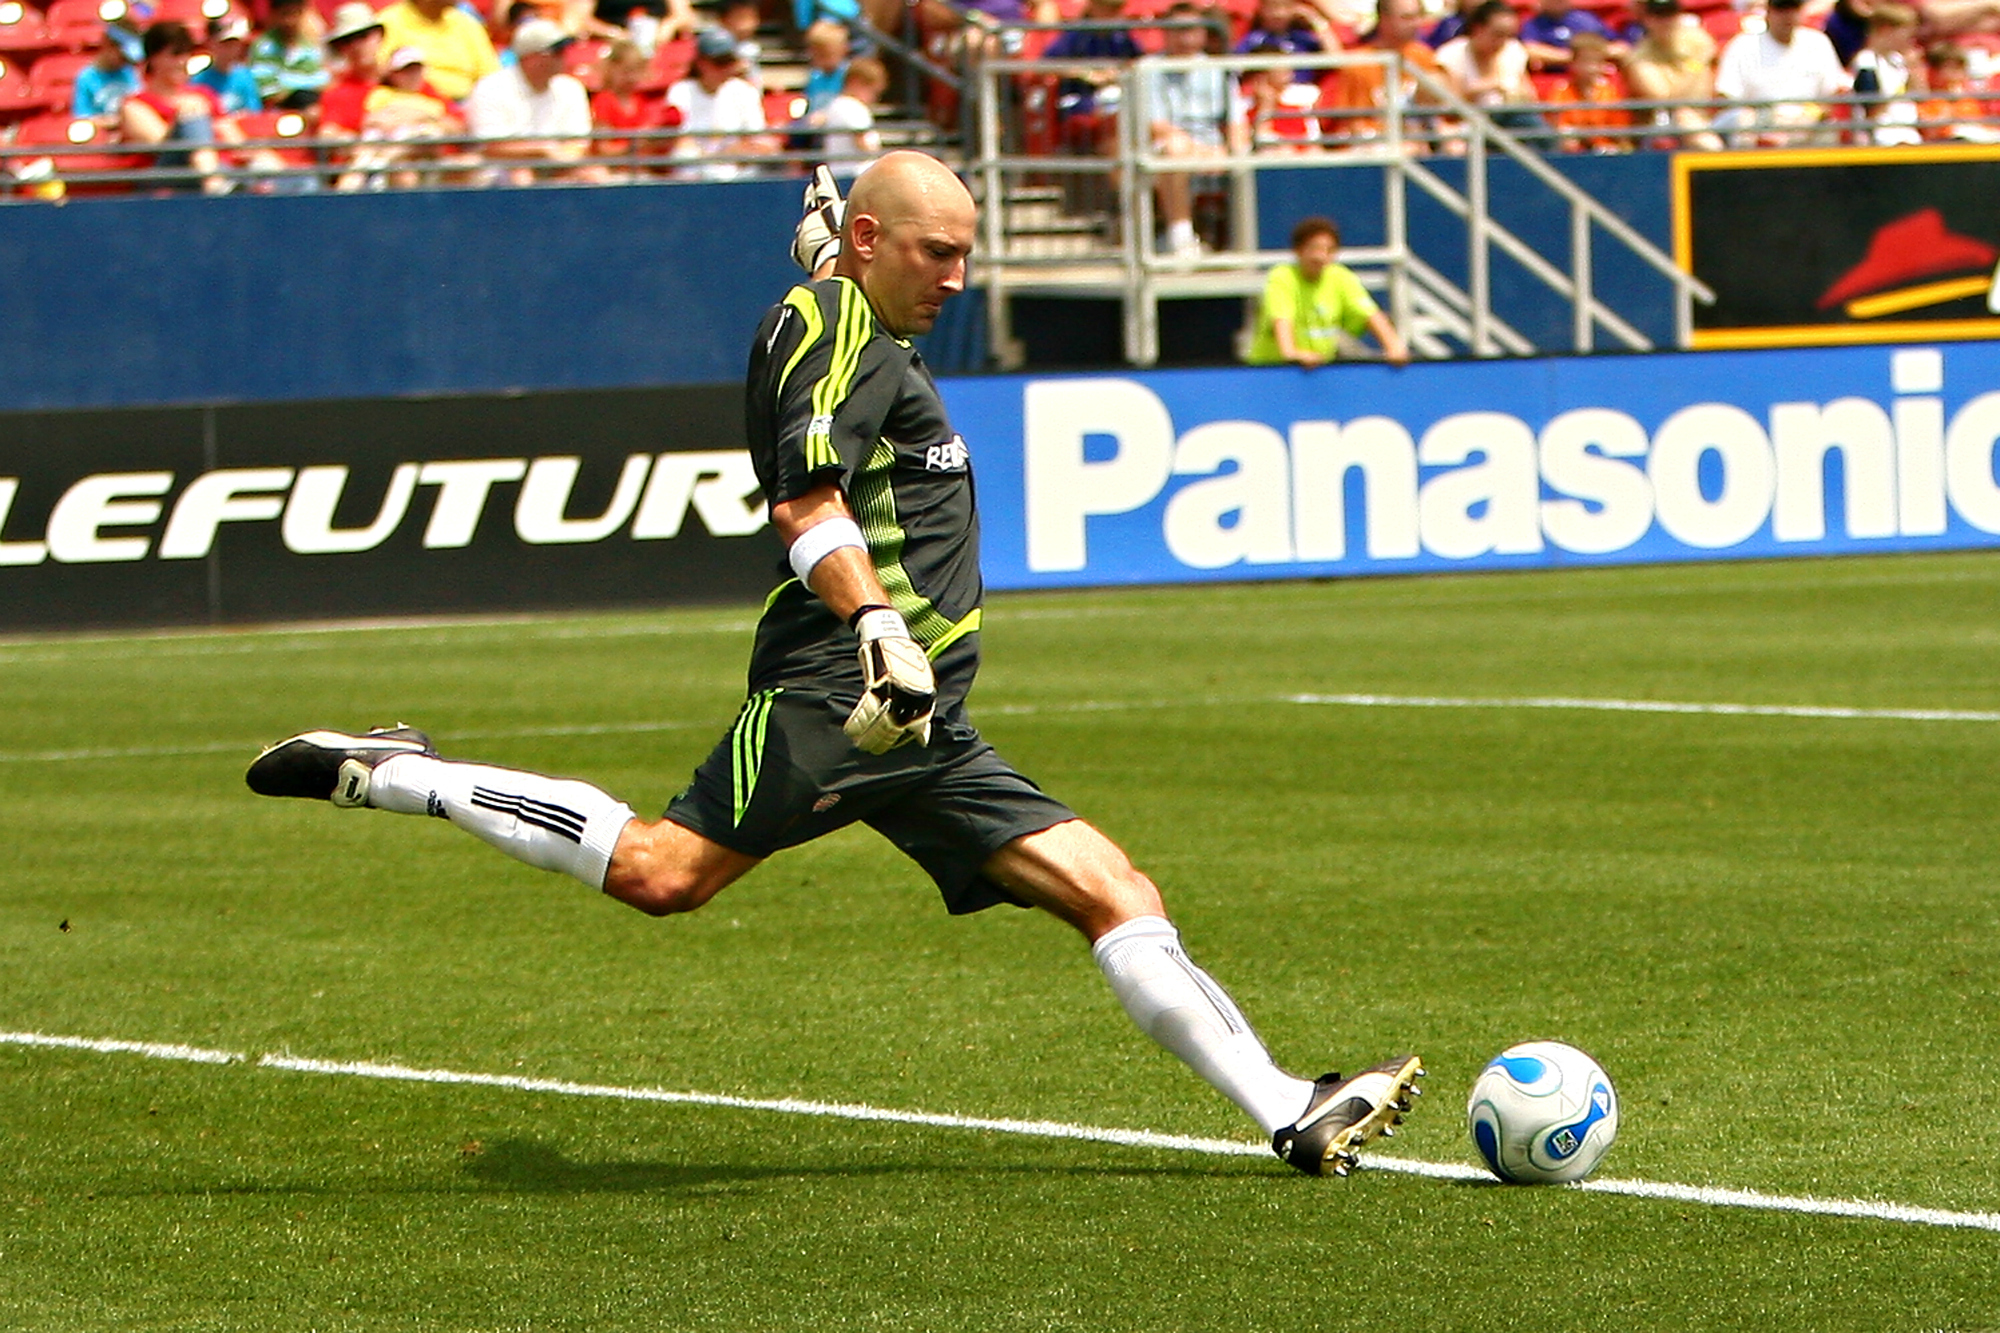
[847,155,976,337]
[864,212,974,337]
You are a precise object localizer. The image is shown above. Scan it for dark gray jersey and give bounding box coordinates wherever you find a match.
[743,276,983,717]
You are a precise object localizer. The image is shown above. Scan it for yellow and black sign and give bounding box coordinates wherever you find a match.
[1672,144,2000,350]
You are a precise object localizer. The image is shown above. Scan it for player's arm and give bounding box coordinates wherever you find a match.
[771,485,888,623]
[773,485,937,754]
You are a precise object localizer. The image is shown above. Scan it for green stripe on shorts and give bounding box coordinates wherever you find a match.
[731,688,782,827]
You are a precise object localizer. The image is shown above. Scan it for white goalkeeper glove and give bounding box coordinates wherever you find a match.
[843,605,936,754]
[792,163,845,274]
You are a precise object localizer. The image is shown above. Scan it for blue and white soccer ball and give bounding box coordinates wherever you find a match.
[1466,1041,1618,1184]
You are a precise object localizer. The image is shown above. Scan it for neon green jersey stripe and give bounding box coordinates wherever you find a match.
[848,436,956,647]
[776,286,825,400]
[925,608,981,661]
[731,689,780,827]
[805,280,869,474]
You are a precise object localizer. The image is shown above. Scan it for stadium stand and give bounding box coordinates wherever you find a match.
[0,2,57,56]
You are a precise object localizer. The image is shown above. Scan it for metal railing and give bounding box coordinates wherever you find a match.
[0,118,943,195]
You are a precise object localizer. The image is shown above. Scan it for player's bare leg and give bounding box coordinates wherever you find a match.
[602,819,761,916]
[986,819,1422,1175]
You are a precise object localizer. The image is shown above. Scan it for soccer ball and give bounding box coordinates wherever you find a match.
[1466,1041,1618,1184]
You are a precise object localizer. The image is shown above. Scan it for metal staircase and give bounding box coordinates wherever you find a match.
[967,49,1715,367]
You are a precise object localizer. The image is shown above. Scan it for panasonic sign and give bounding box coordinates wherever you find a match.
[943,344,2000,589]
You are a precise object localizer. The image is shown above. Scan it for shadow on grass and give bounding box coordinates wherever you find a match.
[459,1137,1272,1193]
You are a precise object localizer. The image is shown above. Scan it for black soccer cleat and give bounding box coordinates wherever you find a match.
[1272,1055,1426,1177]
[246,726,435,808]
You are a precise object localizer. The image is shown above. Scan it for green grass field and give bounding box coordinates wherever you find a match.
[4,552,1998,1331]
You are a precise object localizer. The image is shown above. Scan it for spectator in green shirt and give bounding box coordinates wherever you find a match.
[248,0,330,110]
[1246,216,1411,367]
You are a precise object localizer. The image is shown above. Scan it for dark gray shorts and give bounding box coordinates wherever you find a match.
[663,689,1076,914]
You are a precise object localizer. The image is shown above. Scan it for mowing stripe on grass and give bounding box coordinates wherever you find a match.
[7,1029,1999,1234]
[4,692,1996,766]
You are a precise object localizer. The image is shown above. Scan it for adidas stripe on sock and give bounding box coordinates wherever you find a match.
[367,754,635,890]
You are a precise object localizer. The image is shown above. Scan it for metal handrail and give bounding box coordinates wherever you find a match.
[0,120,948,193]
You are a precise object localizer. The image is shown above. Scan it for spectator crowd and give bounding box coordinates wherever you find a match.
[1003,0,2000,157]
[1,0,897,190]
[4,0,1999,195]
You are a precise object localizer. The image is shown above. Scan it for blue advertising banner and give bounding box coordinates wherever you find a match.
[942,341,2000,590]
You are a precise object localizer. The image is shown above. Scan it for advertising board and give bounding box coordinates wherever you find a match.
[942,341,2000,589]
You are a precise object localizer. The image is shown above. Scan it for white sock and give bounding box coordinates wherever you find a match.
[1092,915,1314,1134]
[367,754,635,890]
[1166,219,1197,249]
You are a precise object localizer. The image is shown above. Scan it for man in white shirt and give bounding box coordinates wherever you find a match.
[1713,0,1848,145]
[466,18,601,184]
[667,26,775,181]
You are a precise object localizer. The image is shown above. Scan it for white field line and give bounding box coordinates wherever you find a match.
[3,690,1994,766]
[5,1030,1998,1234]
[1283,693,2000,724]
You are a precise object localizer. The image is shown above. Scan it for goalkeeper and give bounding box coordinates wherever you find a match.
[247,151,1421,1178]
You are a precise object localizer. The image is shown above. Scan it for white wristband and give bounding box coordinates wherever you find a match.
[788,515,867,586]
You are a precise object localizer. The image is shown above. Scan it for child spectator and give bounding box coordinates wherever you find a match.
[336,46,463,188]
[812,52,885,174]
[1547,30,1631,150]
[801,18,850,115]
[375,0,501,102]
[591,36,674,161]
[1922,42,1995,139]
[247,0,329,110]
[371,46,461,131]
[192,17,263,114]
[72,22,143,121]
[1850,1,1923,144]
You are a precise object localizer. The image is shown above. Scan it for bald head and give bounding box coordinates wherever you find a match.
[837,151,975,338]
[842,152,974,250]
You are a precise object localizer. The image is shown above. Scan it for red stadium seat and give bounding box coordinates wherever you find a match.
[232,106,316,165]
[9,108,143,190]
[638,33,689,92]
[0,1,57,54]
[563,35,608,87]
[763,86,803,126]
[0,50,55,114]
[24,46,88,107]
[1699,6,1740,43]
[149,0,235,35]
[44,0,112,49]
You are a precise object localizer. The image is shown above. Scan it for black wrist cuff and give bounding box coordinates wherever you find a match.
[848,603,894,630]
